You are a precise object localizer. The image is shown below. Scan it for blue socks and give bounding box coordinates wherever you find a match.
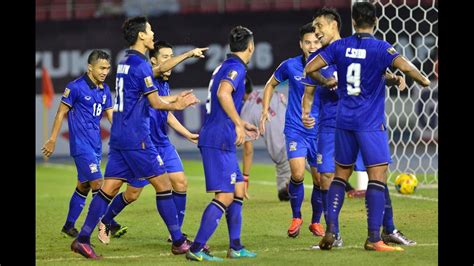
[226,197,244,251]
[366,180,386,242]
[311,185,323,224]
[326,177,346,234]
[64,188,88,230]
[156,191,184,246]
[383,184,395,233]
[101,192,130,226]
[172,191,187,228]
[190,199,226,253]
[77,189,113,244]
[321,189,328,221]
[288,177,304,218]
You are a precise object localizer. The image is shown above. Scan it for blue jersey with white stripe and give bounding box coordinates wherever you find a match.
[319,33,400,131]
[61,74,112,156]
[109,49,158,150]
[273,55,319,138]
[198,54,247,152]
[150,78,171,146]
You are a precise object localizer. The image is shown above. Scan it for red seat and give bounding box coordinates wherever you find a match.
[200,0,220,13]
[49,0,70,20]
[249,0,272,12]
[225,0,247,12]
[74,0,97,19]
[274,0,294,10]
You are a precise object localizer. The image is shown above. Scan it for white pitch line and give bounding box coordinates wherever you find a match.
[38,243,439,262]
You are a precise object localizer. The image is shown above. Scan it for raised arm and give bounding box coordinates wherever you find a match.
[147,90,199,111]
[152,47,208,78]
[392,56,430,87]
[41,103,70,157]
[259,76,280,134]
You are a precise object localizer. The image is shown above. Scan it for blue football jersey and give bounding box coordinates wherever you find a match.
[109,49,158,150]
[302,49,338,132]
[198,54,247,151]
[319,33,400,131]
[273,55,319,138]
[61,74,112,156]
[150,78,171,146]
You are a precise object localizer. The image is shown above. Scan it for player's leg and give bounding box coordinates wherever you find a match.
[186,147,234,262]
[357,131,403,251]
[225,163,256,259]
[319,129,357,250]
[275,159,290,201]
[307,136,325,236]
[346,154,367,198]
[63,154,103,237]
[285,134,308,237]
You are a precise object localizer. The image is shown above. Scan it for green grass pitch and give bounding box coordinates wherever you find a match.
[36,160,438,265]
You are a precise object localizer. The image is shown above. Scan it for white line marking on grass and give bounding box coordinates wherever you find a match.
[38,243,439,261]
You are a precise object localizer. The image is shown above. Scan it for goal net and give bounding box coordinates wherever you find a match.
[359,0,438,185]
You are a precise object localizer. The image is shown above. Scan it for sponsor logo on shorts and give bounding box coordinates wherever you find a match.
[289,141,297,151]
[230,172,236,184]
[157,155,164,166]
[317,153,323,164]
[89,163,98,173]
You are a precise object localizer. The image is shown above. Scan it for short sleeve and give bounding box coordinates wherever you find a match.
[319,41,337,66]
[273,60,289,83]
[61,85,77,108]
[104,87,113,110]
[137,62,158,96]
[221,64,246,91]
[301,75,317,87]
[380,41,400,69]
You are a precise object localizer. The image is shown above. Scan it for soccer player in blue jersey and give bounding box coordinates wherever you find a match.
[70,16,199,259]
[303,3,429,251]
[41,50,113,238]
[96,40,207,244]
[303,8,416,248]
[185,26,259,262]
[259,23,325,238]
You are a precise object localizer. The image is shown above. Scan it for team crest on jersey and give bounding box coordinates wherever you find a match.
[63,88,70,98]
[102,95,107,104]
[84,96,91,101]
[289,141,297,151]
[89,163,98,173]
[144,76,153,88]
[227,70,238,80]
[230,172,237,184]
[317,153,323,164]
[157,155,164,166]
[294,76,303,81]
[387,47,397,55]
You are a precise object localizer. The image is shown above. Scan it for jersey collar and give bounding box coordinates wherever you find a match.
[354,32,376,39]
[226,53,248,70]
[84,73,104,89]
[127,49,149,61]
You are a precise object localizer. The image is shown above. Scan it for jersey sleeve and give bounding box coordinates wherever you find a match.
[300,75,318,87]
[60,84,77,108]
[379,41,400,68]
[319,41,337,66]
[221,64,246,91]
[272,60,289,83]
[104,87,113,110]
[137,62,158,96]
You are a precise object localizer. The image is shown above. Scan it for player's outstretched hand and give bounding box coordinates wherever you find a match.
[41,139,56,157]
[186,133,199,144]
[189,47,209,58]
[302,113,315,128]
[244,122,259,141]
[176,90,200,110]
[235,125,246,146]
[395,75,406,91]
[259,112,271,135]
[323,77,338,90]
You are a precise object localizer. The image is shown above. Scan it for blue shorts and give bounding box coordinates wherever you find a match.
[317,131,366,173]
[285,133,318,167]
[157,143,184,173]
[335,129,392,167]
[73,153,103,183]
[199,147,243,193]
[104,147,166,188]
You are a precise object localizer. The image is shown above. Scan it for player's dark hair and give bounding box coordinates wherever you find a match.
[245,75,253,94]
[229,26,253,52]
[149,41,173,58]
[87,49,110,64]
[299,23,315,40]
[313,7,342,31]
[122,16,148,46]
[352,2,377,28]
